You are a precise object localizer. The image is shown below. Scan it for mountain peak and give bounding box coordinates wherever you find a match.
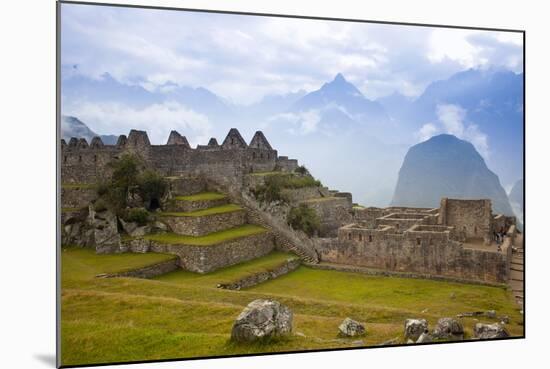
[333,73,347,83]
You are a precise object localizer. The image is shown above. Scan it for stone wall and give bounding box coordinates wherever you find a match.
[276,156,299,172]
[61,129,285,185]
[160,210,247,236]
[281,186,328,203]
[303,197,353,237]
[314,223,510,283]
[147,232,276,273]
[218,258,301,290]
[96,258,179,279]
[61,186,97,208]
[439,198,492,243]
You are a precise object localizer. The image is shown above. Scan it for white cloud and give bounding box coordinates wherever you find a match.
[63,101,213,145]
[436,103,490,158]
[415,123,439,142]
[437,104,466,137]
[269,110,321,135]
[61,3,523,104]
[414,104,490,158]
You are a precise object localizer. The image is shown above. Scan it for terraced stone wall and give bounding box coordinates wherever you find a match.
[147,232,276,273]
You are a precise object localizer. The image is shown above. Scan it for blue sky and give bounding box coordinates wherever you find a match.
[61,3,523,105]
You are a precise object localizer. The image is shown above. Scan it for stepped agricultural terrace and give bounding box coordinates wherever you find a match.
[60,128,521,289]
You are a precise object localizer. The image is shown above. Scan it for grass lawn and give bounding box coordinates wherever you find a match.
[61,248,523,366]
[142,224,267,246]
[159,204,242,217]
[155,251,298,287]
[172,192,226,201]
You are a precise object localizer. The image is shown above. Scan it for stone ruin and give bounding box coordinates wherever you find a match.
[61,127,519,285]
[61,128,299,184]
[316,198,518,284]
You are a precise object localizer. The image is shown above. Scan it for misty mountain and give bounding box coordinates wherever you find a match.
[62,73,236,124]
[61,115,117,144]
[288,73,391,137]
[377,68,524,188]
[509,178,524,225]
[391,134,514,215]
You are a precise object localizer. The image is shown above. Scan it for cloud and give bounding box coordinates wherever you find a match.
[436,104,489,158]
[437,104,466,137]
[63,101,213,145]
[415,123,439,142]
[268,110,321,135]
[61,3,523,104]
[414,104,490,159]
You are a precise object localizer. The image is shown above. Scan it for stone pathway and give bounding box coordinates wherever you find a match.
[510,233,524,307]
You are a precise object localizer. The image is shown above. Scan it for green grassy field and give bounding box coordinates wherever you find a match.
[61,248,523,366]
[159,204,242,217]
[172,192,226,201]
[156,251,298,286]
[141,224,267,246]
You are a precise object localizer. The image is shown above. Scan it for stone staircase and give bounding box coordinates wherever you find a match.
[510,233,524,307]
[208,177,320,264]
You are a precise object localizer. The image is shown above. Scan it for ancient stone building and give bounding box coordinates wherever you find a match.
[315,198,517,284]
[61,128,299,184]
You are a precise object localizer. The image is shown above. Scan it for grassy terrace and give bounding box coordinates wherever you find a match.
[61,248,523,366]
[62,248,176,277]
[61,183,96,189]
[142,224,268,246]
[159,204,242,217]
[172,192,226,201]
[249,171,288,177]
[303,196,340,203]
[155,251,298,287]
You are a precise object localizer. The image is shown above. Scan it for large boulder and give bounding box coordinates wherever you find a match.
[404,319,428,341]
[338,318,366,337]
[416,331,433,343]
[231,299,293,342]
[433,317,464,340]
[88,210,121,253]
[474,323,510,339]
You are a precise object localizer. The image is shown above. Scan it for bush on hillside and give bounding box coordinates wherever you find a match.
[124,207,150,226]
[287,204,320,237]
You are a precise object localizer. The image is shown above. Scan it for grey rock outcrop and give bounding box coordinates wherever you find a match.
[432,317,464,340]
[88,209,121,253]
[416,331,433,343]
[338,318,366,337]
[474,323,509,339]
[231,299,293,342]
[404,319,428,341]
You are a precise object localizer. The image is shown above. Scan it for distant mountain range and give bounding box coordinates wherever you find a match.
[61,115,117,144]
[61,68,523,207]
[391,134,514,215]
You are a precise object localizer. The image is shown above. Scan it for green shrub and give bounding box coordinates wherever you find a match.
[295,165,309,175]
[93,198,108,212]
[252,173,321,204]
[287,204,320,237]
[125,208,149,226]
[136,170,167,208]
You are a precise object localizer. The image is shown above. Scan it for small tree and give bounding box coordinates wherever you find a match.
[136,170,167,210]
[287,204,320,237]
